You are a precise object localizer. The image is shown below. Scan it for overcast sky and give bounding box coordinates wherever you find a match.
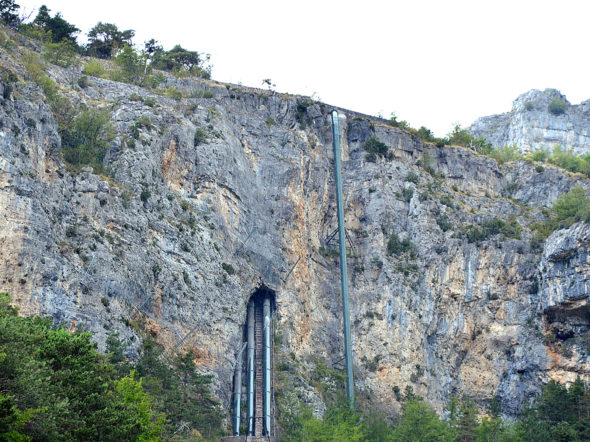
[16,0,590,136]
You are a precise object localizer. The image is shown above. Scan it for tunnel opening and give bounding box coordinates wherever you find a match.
[232,286,276,438]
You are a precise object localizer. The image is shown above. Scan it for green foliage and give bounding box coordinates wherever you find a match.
[83,59,107,78]
[387,233,414,256]
[43,39,78,67]
[447,124,492,153]
[140,188,151,203]
[86,22,135,59]
[516,377,590,441]
[388,112,409,129]
[363,137,389,162]
[32,5,80,44]
[222,262,235,275]
[135,338,223,439]
[417,126,436,142]
[393,399,455,441]
[552,186,590,228]
[404,172,419,184]
[194,128,207,146]
[164,87,182,100]
[152,44,211,79]
[466,216,521,243]
[0,0,20,27]
[113,44,148,85]
[488,143,522,164]
[437,214,453,232]
[61,109,115,172]
[0,293,164,440]
[549,97,568,115]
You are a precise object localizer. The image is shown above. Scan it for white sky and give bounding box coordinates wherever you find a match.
[16,0,590,136]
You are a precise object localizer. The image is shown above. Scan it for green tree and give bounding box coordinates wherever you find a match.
[114,44,148,85]
[392,398,455,441]
[0,0,20,27]
[152,44,211,78]
[0,292,164,440]
[33,5,79,44]
[86,22,134,58]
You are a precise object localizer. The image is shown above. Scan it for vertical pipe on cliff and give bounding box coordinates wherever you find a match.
[247,303,255,435]
[232,342,247,436]
[331,110,355,407]
[263,297,271,435]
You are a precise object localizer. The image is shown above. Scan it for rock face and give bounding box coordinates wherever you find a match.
[1,32,590,421]
[468,89,590,154]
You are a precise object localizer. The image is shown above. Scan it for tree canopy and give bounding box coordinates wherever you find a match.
[32,5,79,44]
[86,22,135,58]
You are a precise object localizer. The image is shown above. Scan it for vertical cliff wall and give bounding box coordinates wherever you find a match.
[1,37,590,419]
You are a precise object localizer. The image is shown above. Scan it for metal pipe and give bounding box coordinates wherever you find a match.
[263,297,271,435]
[232,342,247,436]
[331,110,355,407]
[247,303,255,435]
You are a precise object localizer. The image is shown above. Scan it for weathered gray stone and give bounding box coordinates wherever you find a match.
[468,88,590,154]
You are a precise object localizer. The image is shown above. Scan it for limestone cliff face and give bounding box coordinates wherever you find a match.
[468,89,590,154]
[1,37,590,419]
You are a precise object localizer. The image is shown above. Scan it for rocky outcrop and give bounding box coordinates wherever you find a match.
[1,30,590,421]
[468,89,590,154]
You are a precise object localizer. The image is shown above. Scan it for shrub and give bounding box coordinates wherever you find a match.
[525,149,549,162]
[140,188,151,203]
[552,186,590,228]
[363,137,389,161]
[437,214,453,232]
[416,126,436,142]
[165,87,182,100]
[77,75,90,88]
[466,216,521,243]
[402,187,414,202]
[222,262,235,275]
[83,59,106,78]
[489,143,522,164]
[387,233,413,255]
[113,44,147,85]
[405,172,419,184]
[43,40,78,67]
[524,100,535,111]
[194,128,207,146]
[549,97,568,115]
[0,293,165,440]
[61,109,114,172]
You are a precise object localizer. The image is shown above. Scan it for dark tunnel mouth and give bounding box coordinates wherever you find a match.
[247,285,276,310]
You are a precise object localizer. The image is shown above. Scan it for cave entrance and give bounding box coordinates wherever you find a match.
[232,287,275,438]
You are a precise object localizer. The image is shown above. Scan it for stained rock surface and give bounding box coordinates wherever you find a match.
[1,33,590,419]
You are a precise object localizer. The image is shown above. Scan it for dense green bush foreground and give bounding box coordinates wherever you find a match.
[0,293,222,441]
[279,380,590,441]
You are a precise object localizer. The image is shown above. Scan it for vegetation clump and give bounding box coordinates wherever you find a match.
[465,216,521,244]
[0,293,164,440]
[387,233,414,256]
[363,137,389,162]
[549,97,568,115]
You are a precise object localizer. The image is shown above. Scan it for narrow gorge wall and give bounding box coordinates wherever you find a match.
[1,41,590,420]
